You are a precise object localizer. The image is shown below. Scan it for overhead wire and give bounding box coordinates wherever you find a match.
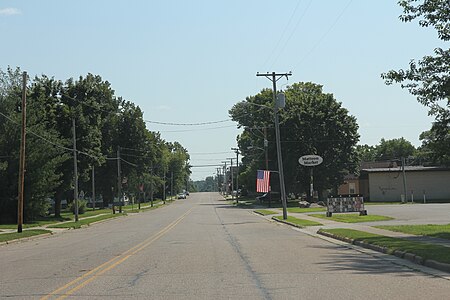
[261,0,304,69]
[269,0,313,70]
[295,0,353,67]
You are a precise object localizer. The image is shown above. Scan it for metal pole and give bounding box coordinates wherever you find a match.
[117,147,122,213]
[310,168,314,201]
[73,118,79,222]
[17,71,27,233]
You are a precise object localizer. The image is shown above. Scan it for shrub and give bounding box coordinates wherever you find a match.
[69,199,87,215]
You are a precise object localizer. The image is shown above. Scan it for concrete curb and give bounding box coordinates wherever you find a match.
[271,216,304,229]
[0,232,54,247]
[317,230,450,274]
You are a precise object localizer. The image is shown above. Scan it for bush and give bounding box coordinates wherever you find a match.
[68,199,87,215]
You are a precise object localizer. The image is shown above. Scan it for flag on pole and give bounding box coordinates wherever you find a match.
[256,170,270,193]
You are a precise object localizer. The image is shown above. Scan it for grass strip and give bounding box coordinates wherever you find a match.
[254,209,278,216]
[0,217,72,229]
[48,213,123,229]
[312,213,393,223]
[319,228,450,264]
[273,215,322,227]
[287,207,326,213]
[375,224,450,241]
[0,229,52,243]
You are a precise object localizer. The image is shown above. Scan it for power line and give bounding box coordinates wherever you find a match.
[270,0,313,69]
[262,0,304,69]
[189,151,234,155]
[295,0,353,67]
[145,119,231,126]
[157,124,238,133]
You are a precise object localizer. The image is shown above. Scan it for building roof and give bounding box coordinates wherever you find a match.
[361,166,450,173]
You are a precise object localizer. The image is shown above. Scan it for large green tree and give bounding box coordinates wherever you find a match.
[382,0,449,165]
[230,82,360,199]
[375,137,416,161]
[0,68,192,223]
[0,67,66,222]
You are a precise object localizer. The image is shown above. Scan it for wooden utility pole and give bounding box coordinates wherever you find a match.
[117,147,122,213]
[72,118,79,222]
[92,166,95,211]
[264,127,269,170]
[17,71,27,233]
[256,71,291,220]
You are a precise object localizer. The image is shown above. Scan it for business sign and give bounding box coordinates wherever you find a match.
[298,155,323,166]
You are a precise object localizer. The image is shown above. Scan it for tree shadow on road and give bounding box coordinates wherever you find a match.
[309,244,431,278]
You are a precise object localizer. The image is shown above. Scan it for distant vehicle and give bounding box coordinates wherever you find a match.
[185,191,190,196]
[178,193,186,199]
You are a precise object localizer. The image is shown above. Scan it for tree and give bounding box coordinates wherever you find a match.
[0,67,66,222]
[355,144,378,162]
[230,82,360,199]
[382,0,449,165]
[375,137,416,161]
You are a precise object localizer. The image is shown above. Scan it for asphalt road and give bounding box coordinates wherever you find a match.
[1,192,449,299]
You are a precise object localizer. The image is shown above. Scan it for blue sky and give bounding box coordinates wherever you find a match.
[1,1,445,180]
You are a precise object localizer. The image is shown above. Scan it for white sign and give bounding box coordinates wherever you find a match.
[298,155,323,166]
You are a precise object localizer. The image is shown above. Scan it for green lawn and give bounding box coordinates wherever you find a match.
[0,229,52,243]
[375,224,450,241]
[47,213,123,229]
[273,215,323,227]
[287,207,326,213]
[254,209,278,216]
[0,216,72,229]
[312,213,393,223]
[319,228,450,264]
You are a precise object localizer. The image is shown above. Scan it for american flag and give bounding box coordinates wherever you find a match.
[256,170,270,193]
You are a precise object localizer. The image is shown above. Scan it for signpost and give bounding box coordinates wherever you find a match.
[299,155,323,201]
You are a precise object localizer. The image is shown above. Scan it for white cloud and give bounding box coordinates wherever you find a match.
[0,8,21,16]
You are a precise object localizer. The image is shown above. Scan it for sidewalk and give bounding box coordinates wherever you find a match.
[286,211,450,248]
[257,208,450,273]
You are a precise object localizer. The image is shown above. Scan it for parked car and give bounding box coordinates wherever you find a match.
[178,193,186,199]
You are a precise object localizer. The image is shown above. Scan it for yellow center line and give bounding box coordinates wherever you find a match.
[41,207,193,300]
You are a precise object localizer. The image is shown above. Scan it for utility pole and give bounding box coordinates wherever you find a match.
[221,161,228,196]
[17,71,27,233]
[171,169,174,200]
[257,71,291,220]
[150,162,154,207]
[264,127,269,171]
[92,166,95,211]
[227,158,234,200]
[163,167,166,204]
[402,157,407,203]
[117,147,122,213]
[231,148,239,202]
[73,118,79,222]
